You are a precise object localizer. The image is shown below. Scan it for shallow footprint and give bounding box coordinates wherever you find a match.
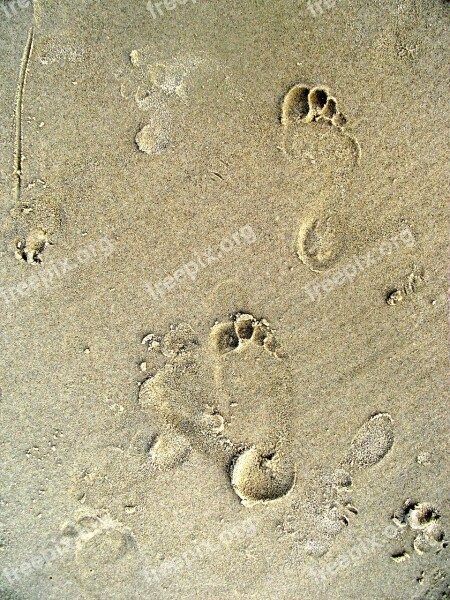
[282,467,356,557]
[343,412,394,469]
[58,514,139,596]
[281,83,359,181]
[297,216,342,272]
[138,323,232,465]
[283,413,394,557]
[146,425,192,471]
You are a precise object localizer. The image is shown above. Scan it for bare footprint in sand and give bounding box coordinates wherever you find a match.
[283,413,394,557]
[280,83,359,174]
[342,412,394,469]
[280,83,360,273]
[296,216,342,272]
[210,313,297,505]
[116,49,202,153]
[138,316,297,506]
[57,514,138,593]
[138,322,236,474]
[137,324,204,470]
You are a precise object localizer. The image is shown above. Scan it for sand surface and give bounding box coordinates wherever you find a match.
[0,0,449,598]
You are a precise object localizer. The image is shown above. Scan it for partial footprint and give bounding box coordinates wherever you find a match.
[210,314,292,451]
[230,446,296,506]
[281,84,346,127]
[14,227,49,264]
[6,195,62,264]
[58,513,136,570]
[386,264,425,306]
[135,122,169,155]
[116,50,202,153]
[282,467,357,557]
[391,500,447,557]
[296,216,341,272]
[343,413,394,469]
[283,413,394,557]
[280,83,359,177]
[139,323,231,466]
[129,425,192,472]
[59,513,138,595]
[75,526,135,569]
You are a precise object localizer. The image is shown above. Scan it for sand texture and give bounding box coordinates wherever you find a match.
[0,0,449,598]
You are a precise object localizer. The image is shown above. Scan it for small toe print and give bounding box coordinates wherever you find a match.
[332,112,347,127]
[234,314,255,340]
[322,97,337,120]
[407,502,440,530]
[210,314,279,356]
[308,87,328,117]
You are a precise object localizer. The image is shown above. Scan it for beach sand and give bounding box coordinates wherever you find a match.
[0,0,448,598]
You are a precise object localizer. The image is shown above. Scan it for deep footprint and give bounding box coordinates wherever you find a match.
[230,447,296,506]
[280,83,359,173]
[211,313,296,504]
[138,317,297,506]
[281,84,346,127]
